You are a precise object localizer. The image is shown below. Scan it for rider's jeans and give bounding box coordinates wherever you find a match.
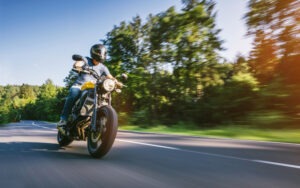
[60,85,81,121]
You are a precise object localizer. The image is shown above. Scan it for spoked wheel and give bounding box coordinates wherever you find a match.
[57,130,73,147]
[88,105,118,158]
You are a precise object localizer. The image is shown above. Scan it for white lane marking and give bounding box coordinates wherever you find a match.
[6,125,33,128]
[118,139,250,161]
[119,130,300,146]
[27,124,300,170]
[253,160,300,169]
[117,139,300,170]
[31,122,57,131]
[117,139,180,150]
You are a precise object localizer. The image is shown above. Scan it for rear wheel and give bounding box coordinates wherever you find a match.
[57,130,73,147]
[88,105,118,158]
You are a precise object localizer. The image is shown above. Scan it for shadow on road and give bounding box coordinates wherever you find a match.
[0,142,91,159]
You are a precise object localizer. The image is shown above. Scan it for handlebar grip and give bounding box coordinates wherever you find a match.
[81,70,90,74]
[72,68,90,74]
[72,68,100,79]
[72,68,81,73]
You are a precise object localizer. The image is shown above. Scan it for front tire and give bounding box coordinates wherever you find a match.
[88,105,118,158]
[57,131,73,147]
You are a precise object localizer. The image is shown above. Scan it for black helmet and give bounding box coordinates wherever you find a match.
[90,44,107,63]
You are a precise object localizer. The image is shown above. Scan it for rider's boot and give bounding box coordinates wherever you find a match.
[57,120,67,135]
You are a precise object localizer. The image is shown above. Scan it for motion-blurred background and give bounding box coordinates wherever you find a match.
[0,0,299,140]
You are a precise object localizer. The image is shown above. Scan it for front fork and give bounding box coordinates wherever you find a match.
[90,86,111,132]
[90,86,98,132]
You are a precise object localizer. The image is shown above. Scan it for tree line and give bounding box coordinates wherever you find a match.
[0,79,66,123]
[1,0,299,128]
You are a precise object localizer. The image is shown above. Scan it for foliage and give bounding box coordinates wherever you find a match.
[0,80,64,124]
[103,0,230,126]
[1,0,299,129]
[245,0,300,119]
[119,124,300,144]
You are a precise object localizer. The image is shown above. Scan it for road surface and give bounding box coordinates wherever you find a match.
[1,120,300,188]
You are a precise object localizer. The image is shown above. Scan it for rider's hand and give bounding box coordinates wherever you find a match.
[116,81,124,88]
[72,68,82,73]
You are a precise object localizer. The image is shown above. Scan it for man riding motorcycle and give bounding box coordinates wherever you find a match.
[57,44,121,134]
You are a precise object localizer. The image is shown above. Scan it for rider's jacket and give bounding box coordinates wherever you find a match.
[73,57,110,86]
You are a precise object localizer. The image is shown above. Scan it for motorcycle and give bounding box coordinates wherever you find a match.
[57,55,127,158]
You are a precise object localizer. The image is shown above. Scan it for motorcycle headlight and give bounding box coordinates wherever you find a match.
[103,79,116,92]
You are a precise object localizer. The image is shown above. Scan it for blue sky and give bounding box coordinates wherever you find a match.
[0,0,252,86]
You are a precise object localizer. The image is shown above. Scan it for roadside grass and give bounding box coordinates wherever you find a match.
[119,124,300,144]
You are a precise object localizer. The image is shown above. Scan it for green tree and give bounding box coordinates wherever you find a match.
[34,79,60,121]
[245,0,299,61]
[103,0,227,126]
[245,0,300,123]
[103,15,155,124]
[64,70,78,90]
[248,30,279,84]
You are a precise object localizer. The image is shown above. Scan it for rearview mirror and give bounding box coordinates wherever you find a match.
[121,73,128,81]
[72,54,83,61]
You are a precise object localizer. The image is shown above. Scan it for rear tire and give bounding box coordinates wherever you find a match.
[88,105,118,158]
[57,131,73,147]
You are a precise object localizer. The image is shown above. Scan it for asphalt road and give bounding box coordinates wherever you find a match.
[1,121,300,188]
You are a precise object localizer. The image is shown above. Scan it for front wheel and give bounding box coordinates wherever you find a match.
[87,105,118,158]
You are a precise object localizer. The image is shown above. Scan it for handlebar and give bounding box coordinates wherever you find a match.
[72,68,127,88]
[72,68,99,78]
